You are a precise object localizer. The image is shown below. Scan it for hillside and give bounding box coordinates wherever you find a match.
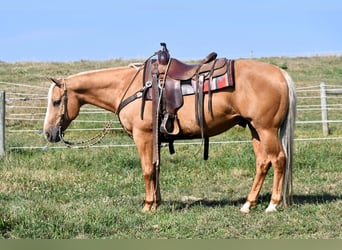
[1,55,342,88]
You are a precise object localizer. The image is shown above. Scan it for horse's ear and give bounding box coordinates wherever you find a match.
[48,77,62,88]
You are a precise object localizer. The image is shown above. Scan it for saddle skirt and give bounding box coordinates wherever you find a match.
[182,63,235,95]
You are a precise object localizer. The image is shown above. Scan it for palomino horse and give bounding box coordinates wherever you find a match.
[43,54,296,213]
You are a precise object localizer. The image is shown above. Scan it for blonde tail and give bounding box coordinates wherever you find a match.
[280,70,296,207]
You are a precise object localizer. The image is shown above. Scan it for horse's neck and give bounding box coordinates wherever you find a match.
[69,67,138,112]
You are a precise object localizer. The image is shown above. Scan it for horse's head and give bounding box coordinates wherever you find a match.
[43,78,80,142]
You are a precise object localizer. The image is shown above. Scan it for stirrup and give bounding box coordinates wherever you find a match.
[160,113,180,135]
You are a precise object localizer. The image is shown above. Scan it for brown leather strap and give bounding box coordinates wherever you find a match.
[198,75,205,140]
[196,74,209,160]
[207,59,217,116]
[204,137,209,160]
[116,87,144,116]
[151,63,160,168]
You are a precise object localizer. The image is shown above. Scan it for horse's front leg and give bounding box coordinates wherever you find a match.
[133,133,161,212]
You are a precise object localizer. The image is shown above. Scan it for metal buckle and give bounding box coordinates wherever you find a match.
[158,79,164,89]
[145,81,152,88]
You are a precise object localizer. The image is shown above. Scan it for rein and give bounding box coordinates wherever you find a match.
[58,120,114,149]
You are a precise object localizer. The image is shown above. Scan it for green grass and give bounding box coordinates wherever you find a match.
[1,141,341,239]
[1,56,342,238]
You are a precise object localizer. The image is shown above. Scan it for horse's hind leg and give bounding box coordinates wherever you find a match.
[240,127,285,213]
[240,126,271,213]
[265,134,286,213]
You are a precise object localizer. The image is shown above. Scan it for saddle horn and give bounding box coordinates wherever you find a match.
[158,42,170,65]
[201,52,217,64]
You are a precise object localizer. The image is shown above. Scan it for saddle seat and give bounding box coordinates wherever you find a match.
[160,52,227,81]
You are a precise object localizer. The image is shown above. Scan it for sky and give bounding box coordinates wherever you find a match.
[1,0,341,62]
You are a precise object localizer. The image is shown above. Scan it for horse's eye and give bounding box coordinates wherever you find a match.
[52,99,61,107]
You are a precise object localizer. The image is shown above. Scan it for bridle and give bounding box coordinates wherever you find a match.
[55,80,113,149]
[57,80,69,129]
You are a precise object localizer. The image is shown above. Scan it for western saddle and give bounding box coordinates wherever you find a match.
[141,43,234,163]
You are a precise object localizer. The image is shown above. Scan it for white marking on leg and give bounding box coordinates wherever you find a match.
[265,202,278,213]
[240,201,251,213]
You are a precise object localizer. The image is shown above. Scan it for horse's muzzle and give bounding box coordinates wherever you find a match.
[44,126,61,142]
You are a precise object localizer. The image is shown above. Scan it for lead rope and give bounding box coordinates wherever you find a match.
[59,120,114,149]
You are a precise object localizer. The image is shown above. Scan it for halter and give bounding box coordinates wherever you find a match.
[57,80,69,127]
[56,80,113,149]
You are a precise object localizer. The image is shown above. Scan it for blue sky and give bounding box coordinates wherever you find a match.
[1,0,341,62]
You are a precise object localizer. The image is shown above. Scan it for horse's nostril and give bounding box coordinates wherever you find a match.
[44,128,61,142]
[45,131,51,141]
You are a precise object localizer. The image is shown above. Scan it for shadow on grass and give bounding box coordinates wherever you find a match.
[292,193,342,205]
[163,193,341,211]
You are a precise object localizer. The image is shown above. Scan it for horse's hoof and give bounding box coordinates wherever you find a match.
[142,202,158,213]
[240,202,251,214]
[142,204,152,213]
[265,203,278,213]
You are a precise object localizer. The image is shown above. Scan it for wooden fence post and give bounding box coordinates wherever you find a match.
[0,91,5,156]
[320,82,329,136]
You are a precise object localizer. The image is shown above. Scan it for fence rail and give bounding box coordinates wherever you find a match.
[1,81,342,153]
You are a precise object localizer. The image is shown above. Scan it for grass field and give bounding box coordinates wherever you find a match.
[0,56,341,239]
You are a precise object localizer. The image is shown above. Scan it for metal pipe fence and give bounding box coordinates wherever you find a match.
[1,81,342,153]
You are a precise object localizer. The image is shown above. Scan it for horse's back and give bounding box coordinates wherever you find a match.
[235,59,287,87]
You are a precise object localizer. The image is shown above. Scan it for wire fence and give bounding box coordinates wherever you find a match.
[1,81,342,151]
